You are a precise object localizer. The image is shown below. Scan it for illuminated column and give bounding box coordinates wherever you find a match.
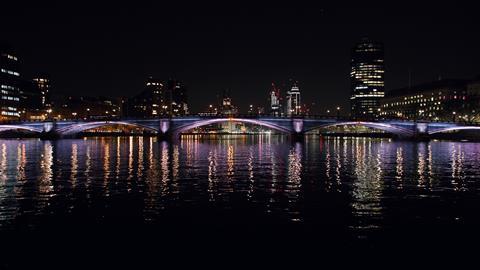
[158,118,173,140]
[40,121,60,140]
[291,118,304,141]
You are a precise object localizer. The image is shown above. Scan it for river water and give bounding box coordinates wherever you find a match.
[1,135,480,266]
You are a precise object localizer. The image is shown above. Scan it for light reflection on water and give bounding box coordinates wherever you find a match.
[1,136,480,237]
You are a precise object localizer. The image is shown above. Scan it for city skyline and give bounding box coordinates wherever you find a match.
[3,3,480,265]
[1,3,479,113]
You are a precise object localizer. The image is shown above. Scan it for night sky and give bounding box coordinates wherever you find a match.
[2,2,479,113]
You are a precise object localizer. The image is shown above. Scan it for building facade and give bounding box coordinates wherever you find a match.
[168,79,188,116]
[380,78,480,122]
[19,80,45,120]
[286,80,301,116]
[269,83,281,116]
[0,42,21,121]
[220,89,237,115]
[33,75,51,110]
[52,95,121,120]
[125,77,165,118]
[350,38,385,119]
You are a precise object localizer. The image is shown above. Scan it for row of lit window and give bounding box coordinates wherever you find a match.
[360,81,384,85]
[1,111,19,116]
[1,95,19,101]
[351,93,384,98]
[146,82,163,86]
[1,84,18,91]
[1,68,20,76]
[1,54,18,61]
[352,70,385,75]
[400,91,460,101]
[354,63,383,68]
[354,67,383,71]
[384,95,465,107]
[1,106,18,111]
[354,75,383,80]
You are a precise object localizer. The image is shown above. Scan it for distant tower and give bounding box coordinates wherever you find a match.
[222,89,232,107]
[221,89,237,115]
[145,77,164,116]
[350,37,385,119]
[270,83,281,116]
[32,75,51,109]
[168,79,188,116]
[0,42,21,120]
[286,80,301,116]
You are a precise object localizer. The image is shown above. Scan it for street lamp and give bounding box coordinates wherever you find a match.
[336,106,341,119]
[452,111,456,122]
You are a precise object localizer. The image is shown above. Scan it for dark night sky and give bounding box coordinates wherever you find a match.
[1,2,479,113]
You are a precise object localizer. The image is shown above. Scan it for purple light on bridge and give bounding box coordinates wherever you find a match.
[175,118,291,134]
[160,120,170,134]
[429,126,480,135]
[43,122,54,132]
[293,119,303,133]
[416,123,428,134]
[0,125,41,133]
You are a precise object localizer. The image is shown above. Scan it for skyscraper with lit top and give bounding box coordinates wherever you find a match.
[270,83,281,116]
[286,80,301,116]
[350,37,385,119]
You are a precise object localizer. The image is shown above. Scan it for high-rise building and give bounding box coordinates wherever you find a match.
[33,75,51,109]
[270,83,281,116]
[168,79,188,116]
[146,77,165,116]
[126,77,164,118]
[220,89,237,115]
[19,79,45,120]
[350,37,385,119]
[286,80,301,116]
[0,42,21,121]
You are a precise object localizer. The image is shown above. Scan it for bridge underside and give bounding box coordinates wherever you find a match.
[56,121,159,136]
[170,118,293,136]
[304,121,415,137]
[0,125,42,134]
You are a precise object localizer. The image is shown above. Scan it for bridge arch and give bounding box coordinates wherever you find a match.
[305,121,414,136]
[57,121,159,135]
[172,118,292,136]
[0,125,42,134]
[428,126,480,135]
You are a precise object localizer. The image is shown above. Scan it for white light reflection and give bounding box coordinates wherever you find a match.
[39,141,53,198]
[71,143,78,188]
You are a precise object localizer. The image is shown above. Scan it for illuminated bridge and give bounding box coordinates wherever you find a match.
[1,115,480,140]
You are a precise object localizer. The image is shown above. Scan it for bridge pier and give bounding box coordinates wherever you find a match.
[40,130,61,140]
[412,122,431,141]
[158,131,175,141]
[39,121,61,140]
[290,132,305,142]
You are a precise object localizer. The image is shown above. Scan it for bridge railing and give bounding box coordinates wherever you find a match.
[3,114,480,126]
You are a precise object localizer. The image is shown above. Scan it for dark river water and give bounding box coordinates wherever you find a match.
[1,135,480,267]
